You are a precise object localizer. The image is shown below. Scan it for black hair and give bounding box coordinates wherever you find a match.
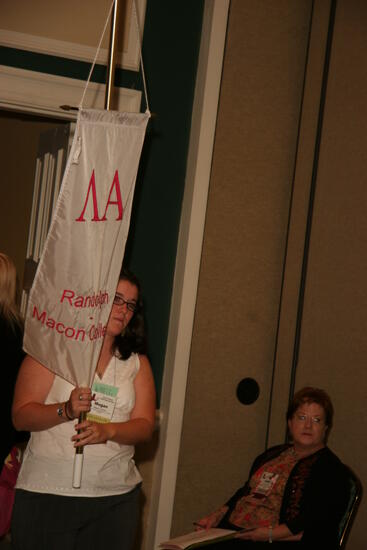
[113,267,147,360]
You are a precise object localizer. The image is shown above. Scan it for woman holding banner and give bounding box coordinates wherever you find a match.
[11,267,156,550]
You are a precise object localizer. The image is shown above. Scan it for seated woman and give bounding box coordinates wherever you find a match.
[195,387,349,549]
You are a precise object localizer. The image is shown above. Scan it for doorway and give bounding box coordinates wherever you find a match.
[0,110,70,302]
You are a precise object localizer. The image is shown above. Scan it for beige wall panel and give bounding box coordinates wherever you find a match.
[267,0,332,446]
[171,0,312,537]
[294,1,367,547]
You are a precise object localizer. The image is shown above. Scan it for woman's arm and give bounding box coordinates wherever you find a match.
[237,524,303,542]
[72,354,156,447]
[12,355,91,431]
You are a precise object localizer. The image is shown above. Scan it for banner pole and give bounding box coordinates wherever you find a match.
[73,0,120,489]
[72,410,86,488]
[105,0,120,110]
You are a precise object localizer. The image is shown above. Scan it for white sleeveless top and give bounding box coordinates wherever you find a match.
[16,353,142,497]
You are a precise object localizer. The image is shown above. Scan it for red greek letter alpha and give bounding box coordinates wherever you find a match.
[100,170,123,221]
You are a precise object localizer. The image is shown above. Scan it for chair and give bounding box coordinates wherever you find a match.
[338,465,362,548]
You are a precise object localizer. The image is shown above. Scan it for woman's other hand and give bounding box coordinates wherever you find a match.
[72,419,112,446]
[194,506,229,530]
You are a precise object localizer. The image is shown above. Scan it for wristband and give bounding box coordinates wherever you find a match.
[268,526,273,544]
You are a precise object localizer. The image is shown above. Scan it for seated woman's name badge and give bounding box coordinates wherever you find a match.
[252,472,279,499]
[87,381,118,423]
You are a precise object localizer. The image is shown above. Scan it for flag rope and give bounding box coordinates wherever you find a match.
[79,0,115,109]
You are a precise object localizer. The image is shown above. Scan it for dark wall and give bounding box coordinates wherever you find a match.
[125,1,205,401]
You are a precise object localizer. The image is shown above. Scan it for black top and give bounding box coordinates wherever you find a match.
[0,315,27,465]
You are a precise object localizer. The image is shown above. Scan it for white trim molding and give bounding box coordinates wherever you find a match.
[145,1,230,548]
[0,65,141,118]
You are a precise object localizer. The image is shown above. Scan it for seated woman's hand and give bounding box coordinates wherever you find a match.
[67,386,92,419]
[235,527,269,542]
[194,506,229,530]
[72,419,112,447]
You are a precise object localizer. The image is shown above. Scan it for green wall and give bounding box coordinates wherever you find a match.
[125,1,205,401]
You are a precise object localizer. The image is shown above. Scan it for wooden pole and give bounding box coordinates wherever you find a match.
[104,0,120,110]
[73,1,121,488]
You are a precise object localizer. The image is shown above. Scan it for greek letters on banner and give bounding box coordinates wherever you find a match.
[24,109,149,387]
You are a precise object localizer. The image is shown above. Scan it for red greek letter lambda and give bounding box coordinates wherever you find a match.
[100,170,123,221]
[75,170,100,222]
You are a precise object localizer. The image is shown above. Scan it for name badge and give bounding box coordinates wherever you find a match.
[252,472,279,499]
[87,381,118,423]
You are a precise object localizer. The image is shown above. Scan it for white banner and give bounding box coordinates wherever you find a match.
[24,108,149,388]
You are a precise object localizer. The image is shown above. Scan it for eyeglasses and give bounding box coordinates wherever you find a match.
[113,294,137,313]
[295,414,324,424]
